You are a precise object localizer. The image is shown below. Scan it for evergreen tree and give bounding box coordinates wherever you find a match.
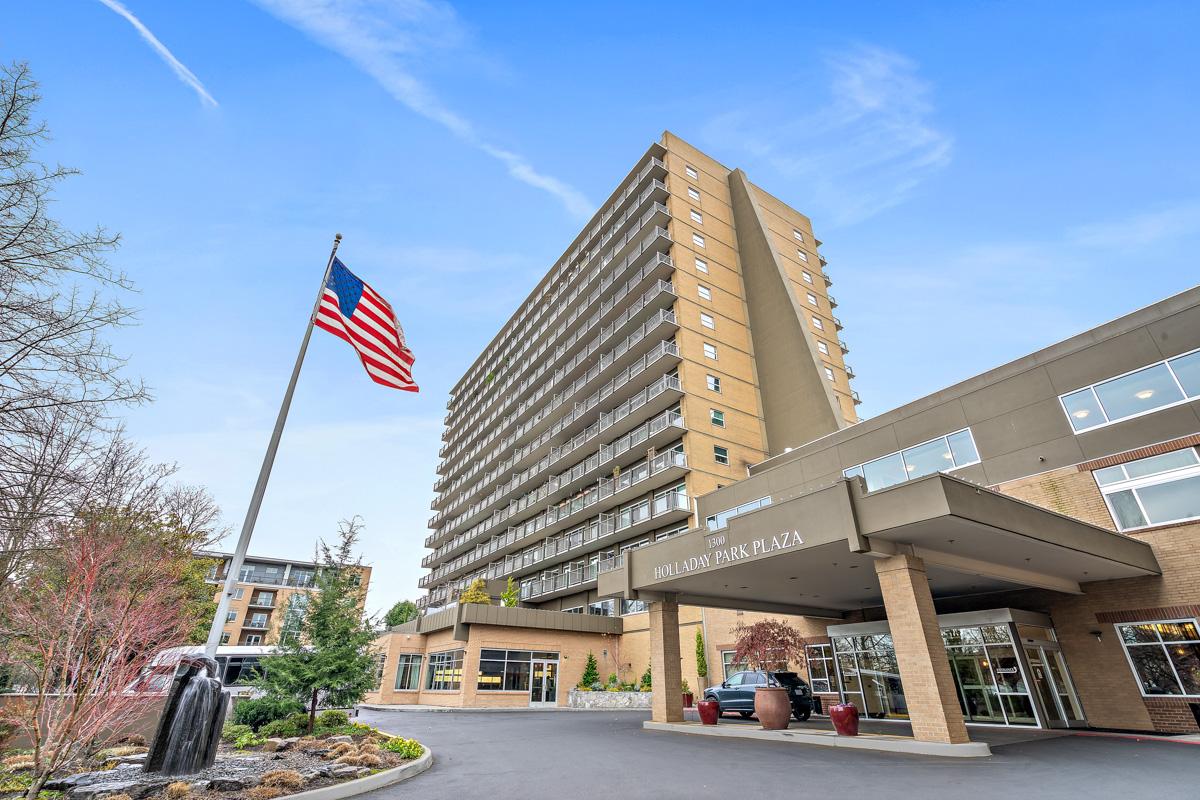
[458,577,492,605]
[259,519,378,733]
[579,652,600,687]
[384,599,418,627]
[500,576,519,607]
[695,629,708,682]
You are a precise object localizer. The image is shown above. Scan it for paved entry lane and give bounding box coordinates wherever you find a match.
[358,709,1200,800]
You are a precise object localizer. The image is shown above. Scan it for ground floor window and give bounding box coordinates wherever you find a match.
[621,599,647,614]
[588,600,615,616]
[721,650,747,680]
[833,635,907,719]
[426,649,464,691]
[942,625,1036,724]
[478,649,538,691]
[1117,619,1200,696]
[395,653,422,691]
[806,644,835,693]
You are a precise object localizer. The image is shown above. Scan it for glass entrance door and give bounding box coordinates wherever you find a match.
[530,659,559,706]
[1024,645,1084,727]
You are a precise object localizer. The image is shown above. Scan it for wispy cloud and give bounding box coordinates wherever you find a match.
[1066,202,1200,249]
[96,0,217,107]
[253,0,592,219]
[703,44,952,226]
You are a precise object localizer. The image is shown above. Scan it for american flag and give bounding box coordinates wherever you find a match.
[314,258,418,392]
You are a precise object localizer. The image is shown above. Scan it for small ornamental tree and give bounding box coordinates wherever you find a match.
[0,519,195,799]
[640,664,652,690]
[695,629,708,682]
[579,652,600,688]
[384,599,418,627]
[259,519,378,734]
[458,577,492,605]
[731,618,809,672]
[500,576,519,607]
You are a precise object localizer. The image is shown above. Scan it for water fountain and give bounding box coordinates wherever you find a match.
[144,655,229,775]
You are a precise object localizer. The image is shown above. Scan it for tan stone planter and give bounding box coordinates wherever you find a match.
[754,687,791,730]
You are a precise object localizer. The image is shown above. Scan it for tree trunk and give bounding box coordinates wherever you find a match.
[309,688,319,734]
[25,772,49,800]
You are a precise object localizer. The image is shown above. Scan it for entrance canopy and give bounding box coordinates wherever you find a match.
[598,474,1159,617]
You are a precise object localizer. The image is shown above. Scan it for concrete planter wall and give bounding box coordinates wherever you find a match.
[567,689,652,709]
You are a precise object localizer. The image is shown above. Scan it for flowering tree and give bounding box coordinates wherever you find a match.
[731,619,810,673]
[0,519,196,798]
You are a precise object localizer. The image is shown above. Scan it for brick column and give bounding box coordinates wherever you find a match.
[873,554,970,744]
[648,596,683,723]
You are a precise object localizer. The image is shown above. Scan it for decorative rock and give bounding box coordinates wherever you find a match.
[67,779,167,800]
[326,735,354,744]
[330,766,360,778]
[207,777,251,791]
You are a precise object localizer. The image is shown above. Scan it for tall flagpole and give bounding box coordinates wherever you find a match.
[204,233,343,658]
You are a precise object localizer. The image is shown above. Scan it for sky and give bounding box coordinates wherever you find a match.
[4,1,1199,617]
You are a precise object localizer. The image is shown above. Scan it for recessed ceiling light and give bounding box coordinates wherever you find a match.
[1136,389,1155,400]
[905,464,916,472]
[943,452,953,460]
[1072,409,1090,419]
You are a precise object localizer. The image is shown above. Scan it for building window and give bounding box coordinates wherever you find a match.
[705,496,771,530]
[232,587,245,600]
[793,229,804,242]
[621,599,648,615]
[817,341,829,356]
[395,654,423,691]
[687,186,700,201]
[703,343,718,360]
[802,270,813,284]
[243,634,262,646]
[1060,349,1200,433]
[1117,620,1200,696]
[824,367,835,381]
[588,600,616,616]
[706,374,721,393]
[697,285,712,301]
[220,632,231,645]
[686,164,699,179]
[477,649,534,691]
[225,611,237,623]
[843,428,982,492]
[426,649,465,691]
[700,312,715,330]
[806,644,835,693]
[690,209,703,224]
[812,316,824,331]
[692,233,706,248]
[562,606,583,614]
[722,650,748,679]
[710,409,726,427]
[695,257,708,273]
[797,250,809,263]
[714,446,730,465]
[1094,448,1200,531]
[807,292,818,306]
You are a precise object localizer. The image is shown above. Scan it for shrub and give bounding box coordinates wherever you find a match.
[681,678,691,694]
[640,665,652,690]
[605,673,618,687]
[316,709,349,729]
[2,756,34,771]
[381,737,423,760]
[358,742,381,755]
[578,653,600,689]
[233,729,266,750]
[221,723,253,742]
[232,696,305,731]
[260,770,305,790]
[246,787,283,800]
[287,711,312,729]
[334,755,362,766]
[165,781,191,799]
[357,754,383,769]
[259,718,304,739]
[326,742,355,758]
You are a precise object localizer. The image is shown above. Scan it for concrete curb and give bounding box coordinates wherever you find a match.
[281,746,433,800]
[643,721,992,758]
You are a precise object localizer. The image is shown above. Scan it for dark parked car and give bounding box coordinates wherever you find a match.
[703,670,813,721]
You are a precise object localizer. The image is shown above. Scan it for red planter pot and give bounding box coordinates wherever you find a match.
[697,699,720,725]
[682,692,694,708]
[829,702,860,736]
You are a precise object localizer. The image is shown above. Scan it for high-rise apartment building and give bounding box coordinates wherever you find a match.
[418,132,859,614]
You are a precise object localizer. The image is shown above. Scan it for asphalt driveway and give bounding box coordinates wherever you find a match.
[358,708,1200,800]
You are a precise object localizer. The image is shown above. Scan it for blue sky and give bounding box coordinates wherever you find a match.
[5,1,1198,615]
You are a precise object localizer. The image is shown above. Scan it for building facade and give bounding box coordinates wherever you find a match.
[600,285,1200,740]
[420,131,857,617]
[204,552,372,646]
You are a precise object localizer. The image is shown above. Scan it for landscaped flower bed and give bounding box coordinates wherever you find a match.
[0,711,425,800]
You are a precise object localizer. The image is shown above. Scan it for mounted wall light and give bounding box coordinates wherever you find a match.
[1090,630,1104,643]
